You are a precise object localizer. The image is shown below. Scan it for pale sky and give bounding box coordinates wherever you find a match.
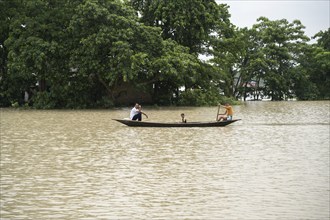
[217,0,330,40]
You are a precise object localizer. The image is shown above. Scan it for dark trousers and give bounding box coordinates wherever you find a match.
[132,113,142,121]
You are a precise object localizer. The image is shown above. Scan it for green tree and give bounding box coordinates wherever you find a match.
[145,39,197,104]
[69,0,202,106]
[2,0,238,107]
[211,17,310,101]
[4,0,80,108]
[0,0,25,106]
[131,0,233,104]
[130,0,229,54]
[69,0,142,105]
[314,28,330,50]
[210,25,267,100]
[294,29,330,100]
[248,17,309,100]
[312,29,330,99]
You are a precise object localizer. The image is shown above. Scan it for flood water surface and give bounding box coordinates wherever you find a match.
[1,101,329,219]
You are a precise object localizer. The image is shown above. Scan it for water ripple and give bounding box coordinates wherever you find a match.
[1,102,329,219]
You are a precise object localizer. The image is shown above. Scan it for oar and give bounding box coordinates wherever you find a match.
[216,104,221,121]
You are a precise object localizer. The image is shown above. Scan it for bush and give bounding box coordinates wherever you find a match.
[95,96,114,108]
[11,101,19,108]
[218,96,240,105]
[32,92,56,109]
[177,88,240,106]
[178,89,220,106]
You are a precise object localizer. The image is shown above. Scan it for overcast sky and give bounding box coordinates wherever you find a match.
[216,0,330,40]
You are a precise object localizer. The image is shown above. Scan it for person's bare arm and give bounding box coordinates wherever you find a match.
[141,111,148,118]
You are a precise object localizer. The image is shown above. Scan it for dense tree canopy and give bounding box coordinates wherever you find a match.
[295,29,330,100]
[0,0,328,108]
[130,0,230,54]
[251,17,309,100]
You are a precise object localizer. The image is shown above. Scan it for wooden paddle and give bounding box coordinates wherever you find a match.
[216,104,221,121]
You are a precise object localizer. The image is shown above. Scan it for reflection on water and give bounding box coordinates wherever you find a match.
[1,101,329,219]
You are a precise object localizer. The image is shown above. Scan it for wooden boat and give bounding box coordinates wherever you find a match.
[113,119,240,127]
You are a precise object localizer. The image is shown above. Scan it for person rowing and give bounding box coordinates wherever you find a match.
[217,103,233,121]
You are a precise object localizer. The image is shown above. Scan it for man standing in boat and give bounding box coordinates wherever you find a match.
[217,103,233,121]
[130,103,148,121]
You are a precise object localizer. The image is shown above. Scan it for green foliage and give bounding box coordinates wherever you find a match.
[130,0,230,54]
[294,30,330,100]
[32,92,56,109]
[310,29,330,99]
[178,88,237,106]
[251,18,309,100]
[96,96,115,109]
[68,0,187,106]
[178,89,220,106]
[11,101,19,108]
[211,16,312,101]
[0,0,25,106]
[313,28,330,50]
[1,0,328,109]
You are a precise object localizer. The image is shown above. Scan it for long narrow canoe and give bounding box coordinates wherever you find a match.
[113,119,240,127]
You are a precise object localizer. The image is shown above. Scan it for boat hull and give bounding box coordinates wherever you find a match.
[113,119,240,127]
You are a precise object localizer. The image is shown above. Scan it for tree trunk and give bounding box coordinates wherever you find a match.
[96,73,114,101]
[39,79,47,92]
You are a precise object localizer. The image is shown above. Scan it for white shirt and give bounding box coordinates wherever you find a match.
[130,107,139,119]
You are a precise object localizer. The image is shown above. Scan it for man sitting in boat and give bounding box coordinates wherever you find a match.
[217,103,233,121]
[130,103,148,121]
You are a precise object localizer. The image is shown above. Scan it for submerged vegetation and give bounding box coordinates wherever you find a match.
[0,0,329,108]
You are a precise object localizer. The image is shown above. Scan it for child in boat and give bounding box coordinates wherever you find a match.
[181,113,187,123]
